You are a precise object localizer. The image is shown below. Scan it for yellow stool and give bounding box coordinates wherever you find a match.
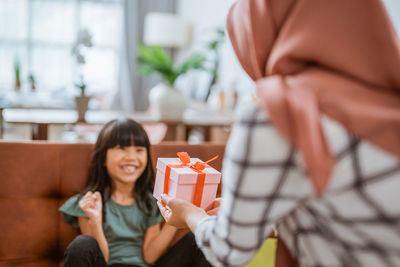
[245,238,277,267]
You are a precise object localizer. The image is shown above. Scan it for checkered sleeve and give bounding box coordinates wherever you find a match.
[194,103,314,267]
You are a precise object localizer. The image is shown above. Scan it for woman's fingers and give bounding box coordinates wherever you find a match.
[157,200,171,221]
[206,207,219,216]
[213,198,222,208]
[204,198,222,215]
[158,194,207,229]
[161,194,172,207]
[157,194,209,232]
[158,194,174,219]
[158,194,184,226]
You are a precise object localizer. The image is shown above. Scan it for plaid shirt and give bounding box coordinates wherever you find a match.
[195,102,400,267]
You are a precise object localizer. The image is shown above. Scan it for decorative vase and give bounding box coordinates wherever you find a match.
[14,79,21,92]
[74,95,91,122]
[148,83,187,120]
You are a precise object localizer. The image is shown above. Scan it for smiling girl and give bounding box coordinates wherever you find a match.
[59,118,211,267]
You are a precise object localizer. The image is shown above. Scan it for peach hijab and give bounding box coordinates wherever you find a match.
[227,0,400,194]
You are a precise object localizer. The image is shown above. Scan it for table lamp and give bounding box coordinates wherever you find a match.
[143,12,191,49]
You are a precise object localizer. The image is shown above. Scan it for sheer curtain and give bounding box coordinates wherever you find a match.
[112,0,176,113]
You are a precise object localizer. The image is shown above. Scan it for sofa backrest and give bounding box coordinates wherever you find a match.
[0,141,225,267]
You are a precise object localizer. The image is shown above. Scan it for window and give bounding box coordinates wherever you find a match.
[0,0,122,96]
[383,0,400,36]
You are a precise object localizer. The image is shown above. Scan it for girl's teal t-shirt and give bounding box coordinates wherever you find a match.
[59,193,163,267]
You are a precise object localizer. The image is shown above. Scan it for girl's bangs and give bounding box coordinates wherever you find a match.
[104,120,148,148]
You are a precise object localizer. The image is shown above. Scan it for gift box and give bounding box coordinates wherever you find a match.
[153,152,221,209]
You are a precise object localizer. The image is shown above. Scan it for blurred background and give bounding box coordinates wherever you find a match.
[0,0,399,144]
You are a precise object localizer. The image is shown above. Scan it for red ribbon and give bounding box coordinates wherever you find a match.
[162,152,218,207]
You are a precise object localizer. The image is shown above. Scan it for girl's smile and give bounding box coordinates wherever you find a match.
[105,145,148,185]
[121,164,137,174]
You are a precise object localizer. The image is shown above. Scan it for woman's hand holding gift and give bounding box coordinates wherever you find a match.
[157,194,208,232]
[205,198,222,216]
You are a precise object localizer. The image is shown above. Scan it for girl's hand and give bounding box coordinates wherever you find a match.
[157,194,208,232]
[205,198,222,216]
[79,191,102,223]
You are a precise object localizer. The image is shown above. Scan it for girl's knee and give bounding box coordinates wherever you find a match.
[64,235,107,267]
[67,235,98,254]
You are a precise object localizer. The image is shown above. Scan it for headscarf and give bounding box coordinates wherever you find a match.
[227,0,400,194]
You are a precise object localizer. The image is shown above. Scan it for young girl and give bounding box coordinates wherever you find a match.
[59,118,211,267]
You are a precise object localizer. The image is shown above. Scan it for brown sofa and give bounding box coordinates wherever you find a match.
[0,141,225,267]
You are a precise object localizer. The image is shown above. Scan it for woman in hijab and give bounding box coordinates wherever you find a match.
[158,0,400,266]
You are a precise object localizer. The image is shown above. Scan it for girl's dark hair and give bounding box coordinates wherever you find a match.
[82,118,155,216]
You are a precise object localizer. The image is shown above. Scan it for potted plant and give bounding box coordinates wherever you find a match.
[72,29,93,122]
[137,44,206,120]
[74,76,91,122]
[14,59,21,92]
[28,74,36,91]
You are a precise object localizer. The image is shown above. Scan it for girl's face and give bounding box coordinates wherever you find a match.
[105,145,148,186]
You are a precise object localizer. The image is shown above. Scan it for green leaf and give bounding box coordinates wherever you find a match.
[176,53,207,76]
[137,45,173,68]
[137,44,207,86]
[137,44,178,84]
